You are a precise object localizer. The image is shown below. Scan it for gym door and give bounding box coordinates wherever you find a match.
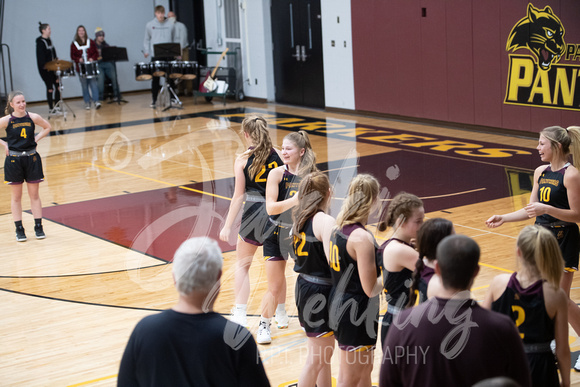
[271,0,325,108]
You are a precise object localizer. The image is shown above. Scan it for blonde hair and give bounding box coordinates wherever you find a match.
[517,225,563,288]
[240,115,274,179]
[292,171,331,238]
[4,90,24,115]
[378,192,423,232]
[284,130,318,177]
[541,126,580,167]
[335,174,380,228]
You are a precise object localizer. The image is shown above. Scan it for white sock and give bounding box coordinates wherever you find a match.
[276,303,286,314]
[260,316,271,325]
[235,304,247,312]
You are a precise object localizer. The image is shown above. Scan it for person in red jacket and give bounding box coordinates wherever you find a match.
[70,25,101,110]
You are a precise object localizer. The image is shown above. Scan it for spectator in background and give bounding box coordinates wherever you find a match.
[167,11,193,96]
[94,27,123,104]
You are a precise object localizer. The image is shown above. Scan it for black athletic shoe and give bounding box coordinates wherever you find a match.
[34,225,46,239]
[16,226,27,242]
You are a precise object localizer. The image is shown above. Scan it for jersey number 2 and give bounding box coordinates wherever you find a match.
[255,161,279,183]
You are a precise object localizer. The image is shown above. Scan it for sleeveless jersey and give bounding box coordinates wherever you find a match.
[379,238,414,307]
[270,167,300,228]
[243,148,282,197]
[491,273,554,345]
[536,164,571,225]
[6,113,37,152]
[330,223,379,295]
[417,265,435,303]
[293,214,331,279]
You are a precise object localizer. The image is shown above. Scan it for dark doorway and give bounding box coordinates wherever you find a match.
[271,0,325,108]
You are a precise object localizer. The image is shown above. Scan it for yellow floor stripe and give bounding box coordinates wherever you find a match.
[68,374,117,387]
[84,162,232,201]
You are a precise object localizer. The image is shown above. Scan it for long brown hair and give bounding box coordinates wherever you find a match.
[335,174,380,228]
[240,115,274,179]
[284,131,317,177]
[74,25,88,45]
[4,91,24,115]
[292,171,331,238]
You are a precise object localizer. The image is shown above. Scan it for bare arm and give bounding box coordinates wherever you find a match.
[545,286,571,387]
[30,113,51,143]
[486,166,544,227]
[0,116,9,155]
[348,228,380,298]
[382,242,417,272]
[312,211,336,261]
[265,167,299,215]
[481,274,511,309]
[219,156,247,242]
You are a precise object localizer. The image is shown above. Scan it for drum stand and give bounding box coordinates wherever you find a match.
[157,75,183,112]
[48,70,76,121]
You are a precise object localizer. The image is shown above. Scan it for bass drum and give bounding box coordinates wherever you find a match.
[180,61,197,80]
[79,62,99,78]
[134,62,152,81]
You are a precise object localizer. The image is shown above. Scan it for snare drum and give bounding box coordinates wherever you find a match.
[134,62,152,81]
[80,62,99,78]
[180,61,198,80]
[150,61,169,77]
[61,67,76,78]
[169,61,183,79]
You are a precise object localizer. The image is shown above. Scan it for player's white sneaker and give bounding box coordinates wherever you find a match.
[230,307,247,327]
[257,320,272,345]
[275,310,289,329]
[574,353,580,372]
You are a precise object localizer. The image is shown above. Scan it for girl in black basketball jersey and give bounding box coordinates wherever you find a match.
[406,217,454,307]
[0,91,51,241]
[257,130,317,344]
[328,174,381,387]
[219,115,282,327]
[483,225,570,387]
[487,126,580,364]
[376,192,424,346]
[291,171,336,387]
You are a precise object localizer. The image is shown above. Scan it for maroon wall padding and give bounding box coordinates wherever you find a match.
[419,0,448,122]
[352,0,580,134]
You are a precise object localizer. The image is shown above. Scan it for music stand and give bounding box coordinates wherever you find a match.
[153,43,181,59]
[153,43,183,111]
[101,46,129,104]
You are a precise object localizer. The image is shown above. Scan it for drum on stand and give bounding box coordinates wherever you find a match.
[180,61,197,80]
[80,62,99,78]
[151,61,169,77]
[134,62,152,81]
[169,61,183,79]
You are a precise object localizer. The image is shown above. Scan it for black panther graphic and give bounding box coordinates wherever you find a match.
[506,3,566,71]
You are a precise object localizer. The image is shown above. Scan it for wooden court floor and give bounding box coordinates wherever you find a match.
[1,91,580,386]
